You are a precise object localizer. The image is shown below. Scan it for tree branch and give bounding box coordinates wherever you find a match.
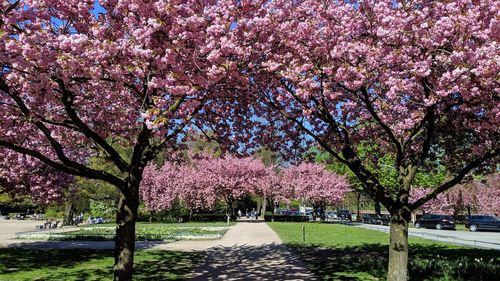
[0,139,125,187]
[1,79,104,174]
[417,78,436,164]
[54,78,130,173]
[409,148,500,211]
[260,89,394,207]
[360,87,404,166]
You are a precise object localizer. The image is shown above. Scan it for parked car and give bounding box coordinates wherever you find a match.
[380,214,391,226]
[362,214,383,225]
[326,211,337,220]
[465,215,500,232]
[88,216,106,224]
[338,210,352,221]
[414,214,456,230]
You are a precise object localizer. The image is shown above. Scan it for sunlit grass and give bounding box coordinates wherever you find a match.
[268,222,500,281]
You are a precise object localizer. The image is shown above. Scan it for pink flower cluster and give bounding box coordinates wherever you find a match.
[236,0,499,158]
[140,155,350,211]
[411,174,500,215]
[140,154,273,211]
[281,163,351,206]
[0,149,70,204]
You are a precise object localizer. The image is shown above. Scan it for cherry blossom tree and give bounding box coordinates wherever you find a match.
[140,154,272,216]
[0,151,71,204]
[411,174,500,216]
[254,168,291,214]
[140,158,351,221]
[475,174,500,215]
[0,1,257,279]
[459,183,479,216]
[282,163,350,221]
[141,160,219,213]
[410,187,455,215]
[2,1,499,280]
[185,154,271,216]
[233,1,499,279]
[140,162,181,212]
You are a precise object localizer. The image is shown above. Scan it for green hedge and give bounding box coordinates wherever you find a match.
[264,215,310,222]
[180,214,237,222]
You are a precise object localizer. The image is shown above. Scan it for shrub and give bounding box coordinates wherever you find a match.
[89,200,116,219]
[183,213,236,222]
[265,215,310,222]
[44,205,64,219]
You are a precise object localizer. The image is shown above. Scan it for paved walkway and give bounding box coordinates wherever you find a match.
[0,220,40,241]
[185,221,317,280]
[0,220,317,280]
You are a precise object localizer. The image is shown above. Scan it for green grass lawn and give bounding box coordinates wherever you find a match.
[268,222,500,281]
[0,249,203,281]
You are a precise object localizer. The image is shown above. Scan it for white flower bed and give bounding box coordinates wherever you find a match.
[16,232,65,240]
[16,226,229,240]
[173,234,225,240]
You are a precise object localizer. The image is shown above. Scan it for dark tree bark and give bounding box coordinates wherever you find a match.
[63,200,74,226]
[312,203,318,222]
[320,201,326,222]
[261,196,267,217]
[375,199,382,216]
[388,208,411,281]
[356,192,361,220]
[114,182,140,281]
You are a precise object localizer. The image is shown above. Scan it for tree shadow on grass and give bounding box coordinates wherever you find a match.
[187,243,319,280]
[287,243,500,281]
[0,248,203,281]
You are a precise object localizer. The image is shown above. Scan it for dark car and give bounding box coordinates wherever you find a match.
[414,214,455,230]
[338,210,352,221]
[362,214,383,225]
[465,215,500,232]
[380,214,391,226]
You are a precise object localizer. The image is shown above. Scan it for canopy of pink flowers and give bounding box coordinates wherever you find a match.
[140,155,350,211]
[410,174,500,215]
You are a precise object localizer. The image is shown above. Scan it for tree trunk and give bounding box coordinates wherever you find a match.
[256,198,262,216]
[114,188,139,281]
[387,209,410,281]
[320,201,326,222]
[356,192,361,220]
[312,203,318,222]
[226,198,233,217]
[261,196,267,216]
[63,200,74,226]
[375,199,381,216]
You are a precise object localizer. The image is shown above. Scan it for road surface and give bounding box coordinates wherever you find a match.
[357,223,500,250]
